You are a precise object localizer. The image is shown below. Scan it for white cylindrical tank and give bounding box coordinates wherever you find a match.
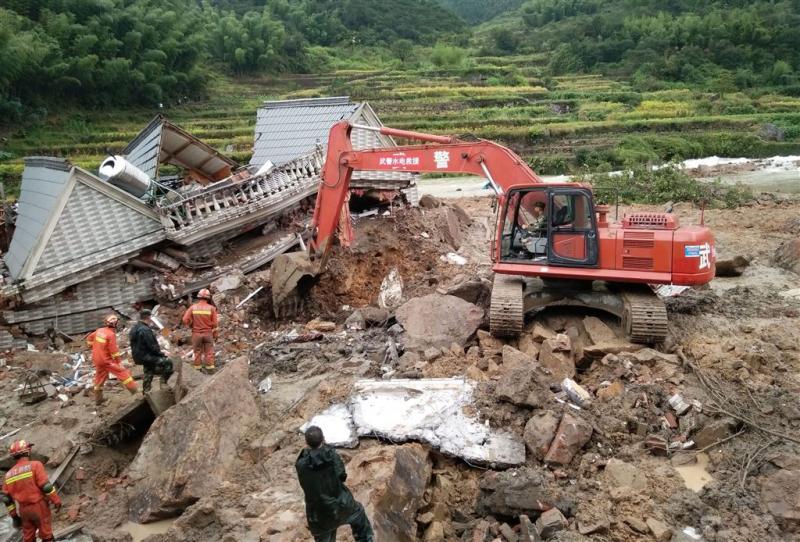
[99,155,152,198]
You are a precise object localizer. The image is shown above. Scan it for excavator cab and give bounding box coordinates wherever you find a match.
[498,186,599,268]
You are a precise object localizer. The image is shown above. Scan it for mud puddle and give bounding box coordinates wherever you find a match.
[674,452,714,492]
[119,519,176,541]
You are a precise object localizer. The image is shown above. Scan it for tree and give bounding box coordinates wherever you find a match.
[430,43,465,68]
[712,70,737,97]
[771,60,794,86]
[391,39,414,63]
[492,28,520,53]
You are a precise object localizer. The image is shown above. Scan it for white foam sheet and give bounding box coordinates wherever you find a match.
[300,403,358,448]
[301,378,526,468]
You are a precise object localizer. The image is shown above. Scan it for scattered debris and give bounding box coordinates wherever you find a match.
[561,378,591,408]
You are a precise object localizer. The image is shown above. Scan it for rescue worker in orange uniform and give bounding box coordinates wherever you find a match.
[2,440,62,542]
[181,289,219,371]
[87,314,138,405]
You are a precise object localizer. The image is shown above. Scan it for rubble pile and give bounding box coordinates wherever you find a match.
[0,98,420,345]
[0,180,797,542]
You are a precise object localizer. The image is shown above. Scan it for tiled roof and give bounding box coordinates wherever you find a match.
[250,96,360,167]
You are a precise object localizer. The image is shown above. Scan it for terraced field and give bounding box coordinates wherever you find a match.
[3,53,800,194]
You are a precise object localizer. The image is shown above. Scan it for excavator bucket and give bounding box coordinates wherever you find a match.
[271,252,320,316]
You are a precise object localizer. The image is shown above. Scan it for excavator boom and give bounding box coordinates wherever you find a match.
[272,121,543,308]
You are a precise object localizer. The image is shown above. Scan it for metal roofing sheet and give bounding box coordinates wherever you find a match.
[4,269,154,324]
[125,118,162,179]
[250,97,360,167]
[35,180,163,275]
[4,158,72,279]
[124,115,237,181]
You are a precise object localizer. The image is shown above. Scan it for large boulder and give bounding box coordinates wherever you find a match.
[539,338,576,385]
[496,365,552,408]
[774,239,800,275]
[347,444,432,542]
[477,468,556,517]
[396,294,484,350]
[502,345,535,368]
[126,357,259,522]
[445,278,491,308]
[582,317,617,345]
[436,206,466,250]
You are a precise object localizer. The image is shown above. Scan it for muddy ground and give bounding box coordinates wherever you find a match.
[0,194,799,542]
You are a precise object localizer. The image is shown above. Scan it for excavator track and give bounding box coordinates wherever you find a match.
[621,288,668,344]
[490,275,524,337]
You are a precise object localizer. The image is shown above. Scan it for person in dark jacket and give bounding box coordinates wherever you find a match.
[129,309,173,394]
[295,426,374,542]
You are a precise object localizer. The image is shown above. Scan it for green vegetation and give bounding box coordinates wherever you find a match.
[2,0,800,203]
[515,0,800,89]
[584,165,754,208]
[0,0,465,116]
[437,0,526,24]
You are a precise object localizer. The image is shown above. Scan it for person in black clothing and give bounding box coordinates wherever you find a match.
[129,309,174,394]
[295,426,374,542]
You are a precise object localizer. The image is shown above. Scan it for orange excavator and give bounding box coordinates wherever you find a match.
[272,121,715,343]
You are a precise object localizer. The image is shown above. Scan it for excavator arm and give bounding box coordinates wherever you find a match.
[271,120,542,310]
[310,121,541,261]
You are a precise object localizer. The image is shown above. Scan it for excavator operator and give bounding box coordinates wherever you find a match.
[520,201,547,257]
[524,201,547,235]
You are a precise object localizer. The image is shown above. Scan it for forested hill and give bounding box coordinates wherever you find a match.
[0,0,463,115]
[491,0,800,88]
[436,0,525,24]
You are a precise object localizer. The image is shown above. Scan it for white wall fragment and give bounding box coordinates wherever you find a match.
[301,378,525,468]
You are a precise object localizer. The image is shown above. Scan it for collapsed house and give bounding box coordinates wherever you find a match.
[0,97,417,345]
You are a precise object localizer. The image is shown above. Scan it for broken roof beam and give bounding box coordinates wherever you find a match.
[157,148,322,245]
[123,114,237,183]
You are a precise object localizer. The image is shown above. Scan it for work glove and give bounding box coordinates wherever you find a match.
[11,516,21,529]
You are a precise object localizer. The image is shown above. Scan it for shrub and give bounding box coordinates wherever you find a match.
[586,164,703,204]
[430,44,466,68]
[584,165,753,207]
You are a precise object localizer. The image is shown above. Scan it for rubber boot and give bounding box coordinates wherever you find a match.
[94,388,106,406]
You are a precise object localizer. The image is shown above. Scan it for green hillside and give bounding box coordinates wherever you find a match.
[437,0,526,24]
[2,0,800,194]
[487,0,800,88]
[0,0,464,115]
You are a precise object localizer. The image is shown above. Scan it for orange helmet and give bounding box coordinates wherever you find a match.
[198,288,212,300]
[9,440,32,457]
[104,314,120,327]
